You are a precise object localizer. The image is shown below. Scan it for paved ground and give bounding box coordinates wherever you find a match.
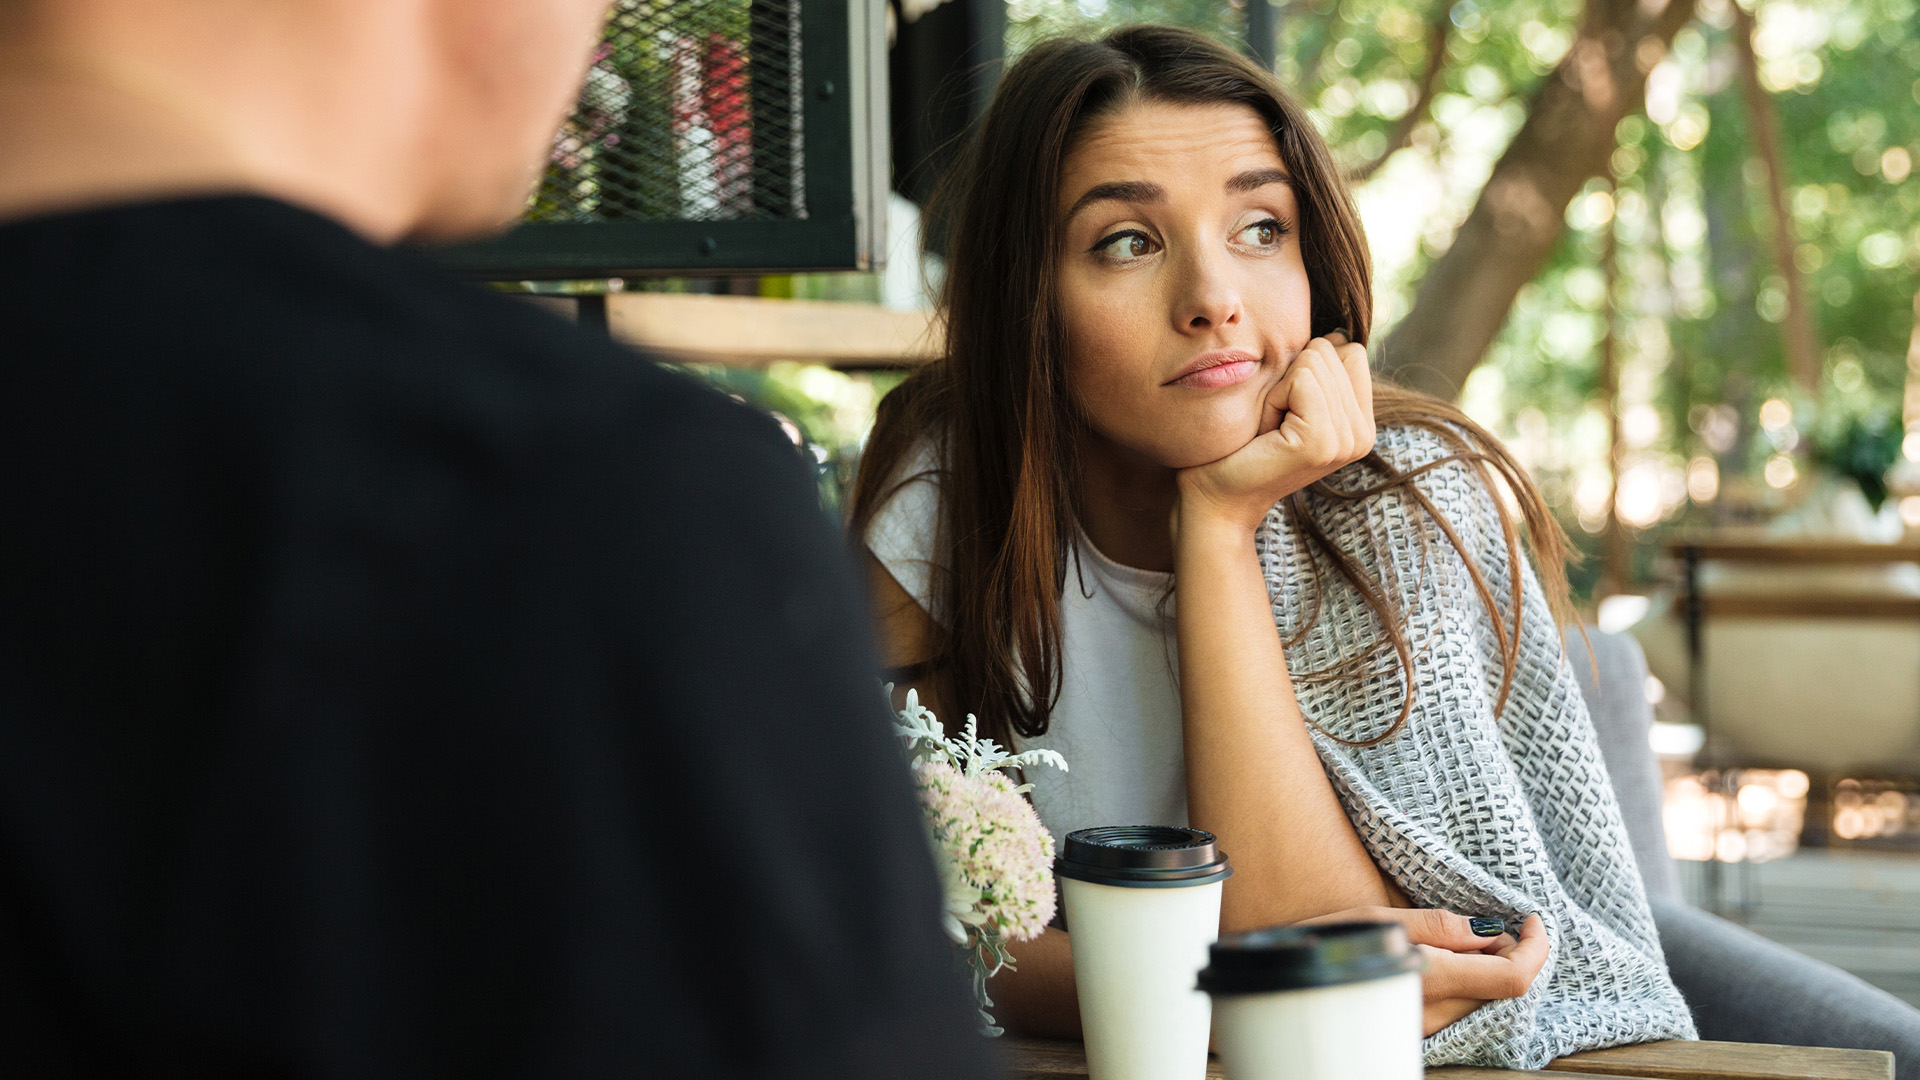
[1677,849,1920,1008]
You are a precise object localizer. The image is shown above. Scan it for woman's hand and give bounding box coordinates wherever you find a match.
[1302,907,1549,1036]
[1174,332,1374,539]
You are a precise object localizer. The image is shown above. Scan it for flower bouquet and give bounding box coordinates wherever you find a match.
[889,686,1067,1035]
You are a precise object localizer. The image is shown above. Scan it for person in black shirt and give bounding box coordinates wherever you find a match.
[0,3,994,1077]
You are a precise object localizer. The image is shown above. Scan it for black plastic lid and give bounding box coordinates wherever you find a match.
[1196,921,1423,995]
[1054,826,1233,888]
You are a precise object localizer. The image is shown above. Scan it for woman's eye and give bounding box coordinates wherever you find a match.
[1239,218,1290,247]
[1093,231,1154,261]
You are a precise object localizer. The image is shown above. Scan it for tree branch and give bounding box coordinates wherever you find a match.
[1345,7,1451,184]
[1378,0,1698,401]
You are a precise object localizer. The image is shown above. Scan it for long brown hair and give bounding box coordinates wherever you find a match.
[850,25,1576,750]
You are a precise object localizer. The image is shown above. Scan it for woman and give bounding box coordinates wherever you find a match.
[853,26,1694,1069]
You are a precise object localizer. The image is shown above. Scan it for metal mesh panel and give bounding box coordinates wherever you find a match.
[530,0,806,225]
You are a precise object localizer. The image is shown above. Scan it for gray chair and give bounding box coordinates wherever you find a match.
[1570,627,1920,1079]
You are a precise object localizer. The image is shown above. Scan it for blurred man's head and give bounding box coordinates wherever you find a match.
[0,0,610,241]
[407,0,614,238]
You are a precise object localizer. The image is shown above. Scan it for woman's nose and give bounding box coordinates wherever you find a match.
[1172,243,1243,334]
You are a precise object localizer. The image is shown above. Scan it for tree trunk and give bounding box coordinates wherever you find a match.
[1731,0,1821,396]
[1905,286,1920,434]
[1379,0,1697,400]
[1599,173,1629,595]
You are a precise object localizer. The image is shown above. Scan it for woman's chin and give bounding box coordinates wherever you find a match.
[1090,412,1264,472]
[1159,397,1272,468]
[1160,419,1266,470]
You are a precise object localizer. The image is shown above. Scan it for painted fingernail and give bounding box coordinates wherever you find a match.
[1469,917,1507,937]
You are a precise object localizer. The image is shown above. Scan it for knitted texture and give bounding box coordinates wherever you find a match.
[1257,424,1697,1069]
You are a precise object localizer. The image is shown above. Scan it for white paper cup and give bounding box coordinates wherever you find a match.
[1198,921,1424,1080]
[1056,826,1233,1080]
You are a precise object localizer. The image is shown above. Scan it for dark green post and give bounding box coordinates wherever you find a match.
[1245,0,1278,72]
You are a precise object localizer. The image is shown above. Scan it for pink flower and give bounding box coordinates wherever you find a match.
[913,760,1057,942]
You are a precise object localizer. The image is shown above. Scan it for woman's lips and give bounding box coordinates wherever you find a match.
[1167,350,1260,389]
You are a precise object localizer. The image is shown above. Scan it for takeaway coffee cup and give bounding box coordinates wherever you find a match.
[1055,826,1233,1080]
[1197,921,1424,1080]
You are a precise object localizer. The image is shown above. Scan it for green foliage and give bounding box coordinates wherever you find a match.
[1812,405,1902,510]
[1006,0,1244,56]
[1539,0,1918,557]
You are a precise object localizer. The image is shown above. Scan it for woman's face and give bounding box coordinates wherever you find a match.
[1055,99,1313,470]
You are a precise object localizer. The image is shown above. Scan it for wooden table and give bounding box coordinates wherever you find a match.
[1005,1037,1894,1079]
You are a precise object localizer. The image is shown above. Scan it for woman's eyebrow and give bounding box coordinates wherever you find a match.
[1062,170,1291,223]
[1227,168,1293,193]
[1064,180,1165,223]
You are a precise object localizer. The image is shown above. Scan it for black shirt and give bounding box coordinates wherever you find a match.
[0,197,994,1079]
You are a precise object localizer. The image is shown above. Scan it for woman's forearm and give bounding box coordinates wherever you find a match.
[1175,514,1394,931]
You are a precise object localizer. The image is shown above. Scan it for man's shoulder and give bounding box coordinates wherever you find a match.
[217,198,718,415]
[5,194,779,455]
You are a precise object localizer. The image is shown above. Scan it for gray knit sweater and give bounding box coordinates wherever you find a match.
[1260,424,1697,1069]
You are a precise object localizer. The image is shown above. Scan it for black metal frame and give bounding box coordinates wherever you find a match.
[436,1,876,279]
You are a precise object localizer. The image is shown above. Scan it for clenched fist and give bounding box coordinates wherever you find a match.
[1173,331,1375,540]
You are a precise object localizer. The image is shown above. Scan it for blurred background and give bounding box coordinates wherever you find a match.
[492,0,1920,1005]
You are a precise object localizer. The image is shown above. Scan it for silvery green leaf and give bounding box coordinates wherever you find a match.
[1001,748,1068,773]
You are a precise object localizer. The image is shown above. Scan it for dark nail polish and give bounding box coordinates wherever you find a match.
[1469,917,1507,937]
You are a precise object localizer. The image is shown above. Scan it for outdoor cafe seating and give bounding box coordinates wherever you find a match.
[15,0,1915,1075]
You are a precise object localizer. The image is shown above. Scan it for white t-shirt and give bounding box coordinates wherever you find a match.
[865,443,1188,851]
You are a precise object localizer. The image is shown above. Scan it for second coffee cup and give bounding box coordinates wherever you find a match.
[1197,920,1424,1080]
[1056,825,1233,1080]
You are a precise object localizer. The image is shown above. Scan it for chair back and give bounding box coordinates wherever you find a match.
[1567,627,1681,903]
